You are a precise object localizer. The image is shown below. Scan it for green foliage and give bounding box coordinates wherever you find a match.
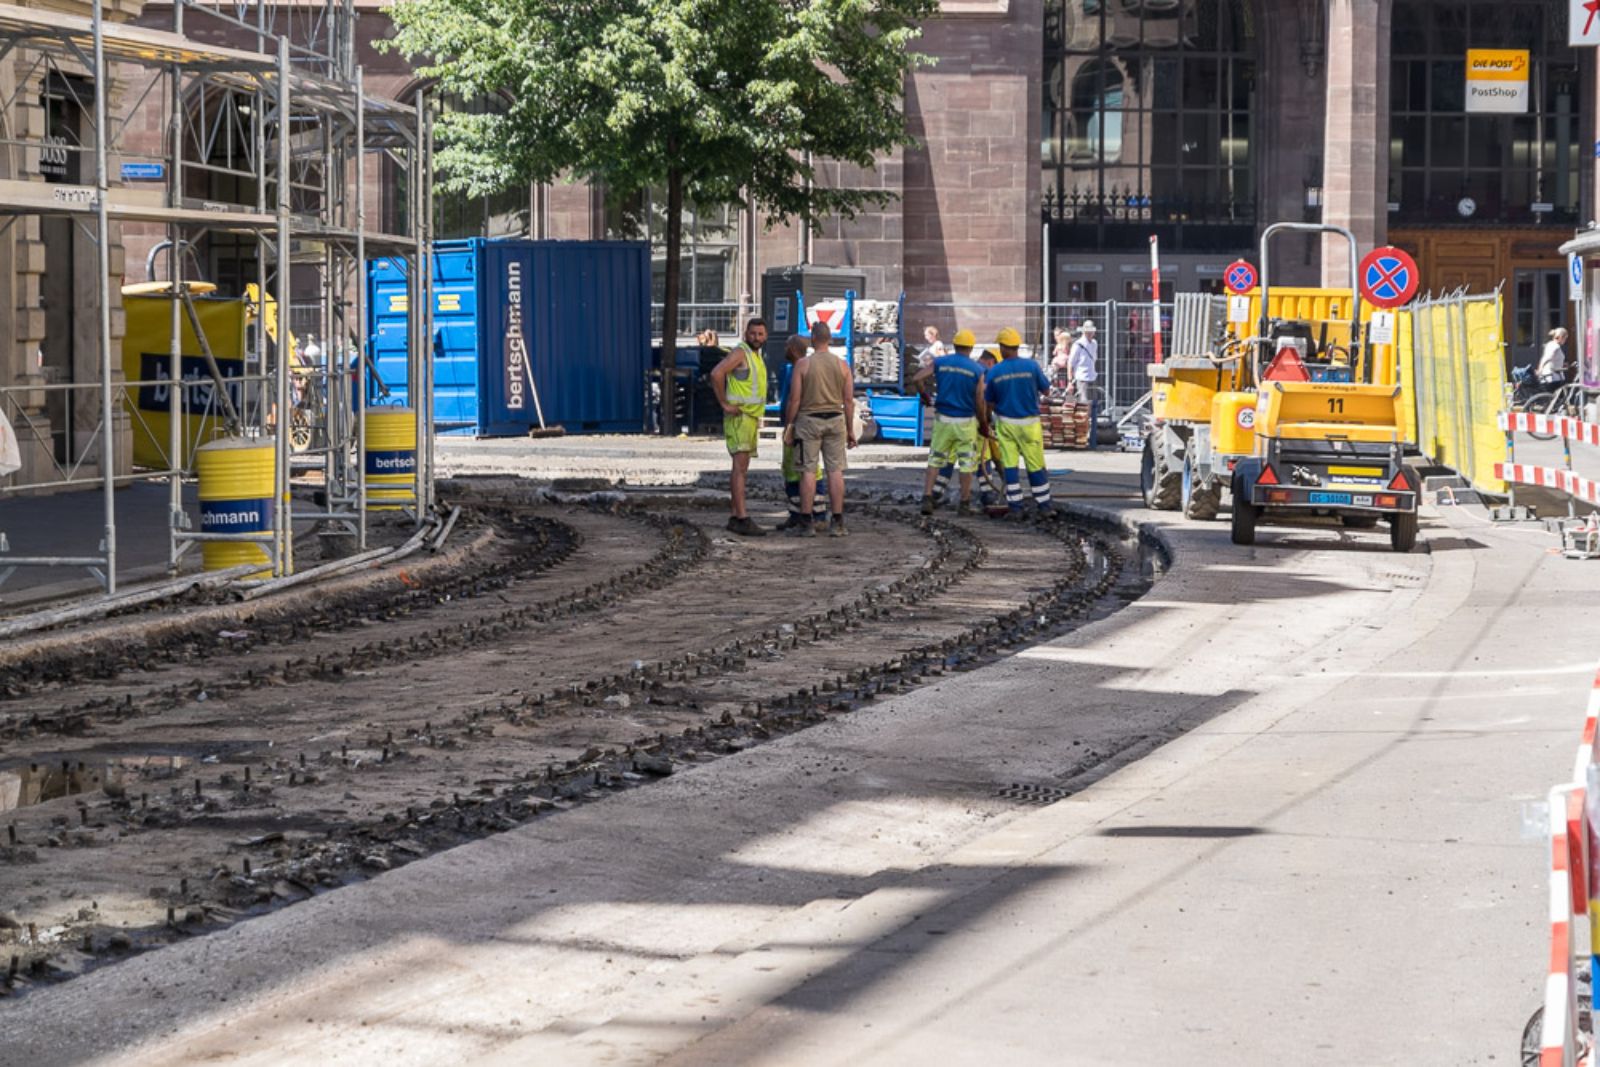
[382,0,938,228]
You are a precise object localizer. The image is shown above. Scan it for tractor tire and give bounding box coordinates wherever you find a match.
[1231,495,1259,545]
[1389,509,1419,553]
[1181,453,1221,521]
[1140,435,1182,511]
[1340,514,1381,529]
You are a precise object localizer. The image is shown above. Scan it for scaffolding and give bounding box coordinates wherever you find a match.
[0,0,434,596]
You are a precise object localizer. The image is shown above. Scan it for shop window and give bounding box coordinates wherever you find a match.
[1389,0,1579,225]
[1043,0,1256,253]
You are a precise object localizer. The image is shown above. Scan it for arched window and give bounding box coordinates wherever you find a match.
[1044,0,1255,252]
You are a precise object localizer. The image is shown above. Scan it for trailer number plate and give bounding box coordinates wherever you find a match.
[1309,491,1352,505]
[1353,495,1374,506]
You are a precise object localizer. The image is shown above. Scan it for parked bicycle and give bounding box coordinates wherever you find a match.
[1509,364,1589,441]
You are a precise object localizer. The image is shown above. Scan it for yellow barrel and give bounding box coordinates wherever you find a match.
[1211,391,1258,457]
[196,436,276,576]
[364,406,417,510]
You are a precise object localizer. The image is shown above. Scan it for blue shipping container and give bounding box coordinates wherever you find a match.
[366,239,650,436]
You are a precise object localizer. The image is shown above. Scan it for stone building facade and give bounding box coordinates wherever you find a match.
[0,0,142,490]
[116,0,1589,370]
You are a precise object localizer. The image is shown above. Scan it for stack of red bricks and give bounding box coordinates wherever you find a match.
[1041,392,1090,449]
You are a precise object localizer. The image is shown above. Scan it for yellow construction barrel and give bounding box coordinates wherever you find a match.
[1211,391,1258,457]
[364,406,417,510]
[195,436,275,576]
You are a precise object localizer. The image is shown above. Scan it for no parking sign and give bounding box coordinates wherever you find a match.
[1224,260,1258,295]
[1357,247,1420,309]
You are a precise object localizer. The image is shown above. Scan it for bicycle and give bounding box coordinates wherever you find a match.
[1523,381,1589,441]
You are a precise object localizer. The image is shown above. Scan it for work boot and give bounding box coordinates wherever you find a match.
[828,517,848,538]
[788,519,817,538]
[957,500,974,517]
[774,513,800,532]
[920,495,935,516]
[728,516,767,538]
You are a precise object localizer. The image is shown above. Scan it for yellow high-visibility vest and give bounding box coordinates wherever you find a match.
[725,342,767,416]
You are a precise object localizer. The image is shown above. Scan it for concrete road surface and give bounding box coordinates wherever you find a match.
[4,447,1590,1066]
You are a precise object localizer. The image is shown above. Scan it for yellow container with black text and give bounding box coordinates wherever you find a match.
[119,288,248,471]
[364,407,417,510]
[195,436,276,577]
[1210,391,1257,457]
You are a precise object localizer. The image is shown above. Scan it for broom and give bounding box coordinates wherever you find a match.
[521,351,566,438]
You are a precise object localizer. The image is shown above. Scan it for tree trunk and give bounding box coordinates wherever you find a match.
[659,166,685,435]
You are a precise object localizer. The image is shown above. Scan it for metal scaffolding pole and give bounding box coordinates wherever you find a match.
[354,64,367,548]
[275,35,292,575]
[91,0,116,594]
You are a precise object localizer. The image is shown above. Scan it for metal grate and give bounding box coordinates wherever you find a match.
[996,782,1073,805]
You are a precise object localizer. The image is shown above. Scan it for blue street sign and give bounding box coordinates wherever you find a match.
[120,162,165,182]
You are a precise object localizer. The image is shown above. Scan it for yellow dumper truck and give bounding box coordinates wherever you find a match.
[1143,223,1420,552]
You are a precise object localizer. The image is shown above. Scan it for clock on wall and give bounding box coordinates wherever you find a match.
[1457,197,1477,218]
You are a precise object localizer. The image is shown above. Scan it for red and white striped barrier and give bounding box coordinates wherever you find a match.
[1543,784,1585,1067]
[1537,666,1600,1066]
[1502,412,1600,447]
[1495,464,1600,508]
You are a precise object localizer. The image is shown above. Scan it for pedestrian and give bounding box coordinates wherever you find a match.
[1049,326,1072,384]
[776,334,828,531]
[983,327,1055,518]
[1537,326,1570,384]
[783,320,856,537]
[1067,321,1100,450]
[907,328,988,516]
[709,317,770,537]
[918,325,949,370]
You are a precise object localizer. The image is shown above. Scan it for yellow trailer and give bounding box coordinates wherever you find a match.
[1227,224,1420,552]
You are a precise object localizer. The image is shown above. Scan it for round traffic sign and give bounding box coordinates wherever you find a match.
[1572,255,1584,290]
[1224,260,1258,295]
[1358,246,1420,309]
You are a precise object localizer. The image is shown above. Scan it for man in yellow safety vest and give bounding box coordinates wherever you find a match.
[710,317,770,537]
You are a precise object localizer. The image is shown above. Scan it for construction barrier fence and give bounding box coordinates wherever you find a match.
[1409,291,1508,494]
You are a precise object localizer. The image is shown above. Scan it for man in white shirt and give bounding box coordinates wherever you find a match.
[1067,321,1100,450]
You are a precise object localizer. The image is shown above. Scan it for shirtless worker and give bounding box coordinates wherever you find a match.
[777,334,829,531]
[709,317,769,537]
[907,328,989,516]
[783,320,856,537]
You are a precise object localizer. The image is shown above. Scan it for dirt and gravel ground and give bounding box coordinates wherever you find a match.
[0,472,1151,995]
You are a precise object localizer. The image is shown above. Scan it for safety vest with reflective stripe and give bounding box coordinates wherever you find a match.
[726,342,767,416]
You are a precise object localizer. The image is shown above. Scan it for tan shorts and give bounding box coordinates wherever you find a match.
[795,412,848,472]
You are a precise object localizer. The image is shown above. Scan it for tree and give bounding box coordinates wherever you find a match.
[384,0,937,431]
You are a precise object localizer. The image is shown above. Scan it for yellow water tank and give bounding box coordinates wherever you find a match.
[195,436,276,577]
[364,407,417,510]
[1211,391,1258,457]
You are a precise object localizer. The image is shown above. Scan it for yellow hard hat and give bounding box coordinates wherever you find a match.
[983,346,1000,359]
[952,328,976,347]
[996,326,1022,347]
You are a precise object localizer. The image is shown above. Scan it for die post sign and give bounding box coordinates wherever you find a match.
[1464,49,1529,113]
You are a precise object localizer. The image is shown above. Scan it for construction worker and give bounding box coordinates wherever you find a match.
[908,328,988,516]
[777,334,828,531]
[983,327,1054,518]
[709,317,769,537]
[783,320,856,537]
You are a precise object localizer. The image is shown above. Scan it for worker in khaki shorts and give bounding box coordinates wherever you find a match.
[983,327,1055,519]
[709,317,769,537]
[777,334,828,531]
[783,320,855,537]
[907,328,988,516]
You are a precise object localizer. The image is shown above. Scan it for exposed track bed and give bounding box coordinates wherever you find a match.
[0,479,1148,994]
